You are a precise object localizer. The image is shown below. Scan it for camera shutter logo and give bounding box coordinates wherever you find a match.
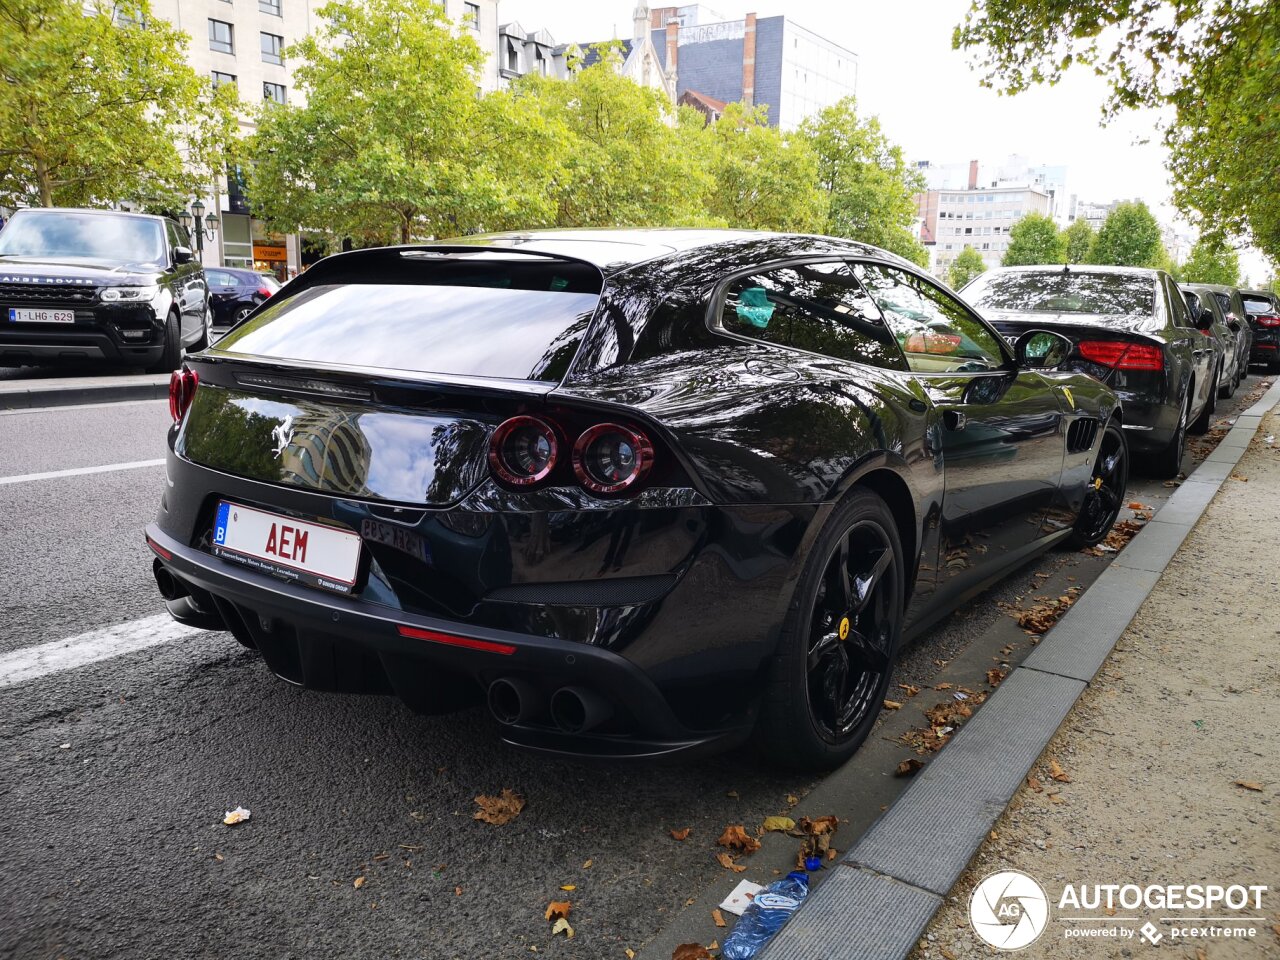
[969,870,1050,950]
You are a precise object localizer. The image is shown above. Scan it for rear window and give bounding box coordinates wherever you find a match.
[214,266,600,382]
[965,271,1156,316]
[1242,294,1275,315]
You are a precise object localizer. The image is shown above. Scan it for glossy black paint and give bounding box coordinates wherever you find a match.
[1181,283,1244,392]
[0,207,209,367]
[1241,289,1280,370]
[965,265,1218,463]
[150,230,1121,758]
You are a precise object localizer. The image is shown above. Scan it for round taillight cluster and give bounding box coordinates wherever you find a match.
[488,416,560,487]
[488,416,655,495]
[168,367,199,423]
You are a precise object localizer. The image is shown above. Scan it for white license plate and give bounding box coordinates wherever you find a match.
[8,307,74,323]
[212,502,361,593]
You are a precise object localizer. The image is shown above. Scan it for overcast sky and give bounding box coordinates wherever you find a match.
[499,0,1273,280]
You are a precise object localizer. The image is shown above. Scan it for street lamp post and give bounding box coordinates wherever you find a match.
[176,201,220,260]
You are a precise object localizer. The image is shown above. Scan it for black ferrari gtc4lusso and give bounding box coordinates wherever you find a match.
[146,230,1127,769]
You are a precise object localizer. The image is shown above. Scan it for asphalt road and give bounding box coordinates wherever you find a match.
[0,374,1268,960]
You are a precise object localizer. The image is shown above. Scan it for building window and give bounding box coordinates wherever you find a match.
[535,47,547,75]
[211,71,237,88]
[261,32,284,65]
[260,0,282,14]
[506,39,519,73]
[464,2,480,29]
[208,19,234,55]
[263,81,286,104]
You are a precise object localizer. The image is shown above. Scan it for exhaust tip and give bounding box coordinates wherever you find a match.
[152,559,187,602]
[487,677,539,726]
[550,686,613,735]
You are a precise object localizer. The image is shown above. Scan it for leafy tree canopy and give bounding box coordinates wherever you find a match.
[1181,236,1241,286]
[1088,201,1166,268]
[0,0,238,210]
[1061,219,1094,265]
[799,97,928,264]
[948,246,987,290]
[954,1,1280,263]
[1003,212,1066,266]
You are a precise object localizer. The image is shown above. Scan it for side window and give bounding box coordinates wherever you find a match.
[207,270,231,287]
[851,263,1007,373]
[166,220,189,256]
[1167,277,1193,327]
[720,261,906,370]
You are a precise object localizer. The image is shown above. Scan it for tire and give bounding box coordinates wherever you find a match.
[1269,359,1280,375]
[755,489,904,771]
[1219,362,1235,398]
[1068,421,1128,548]
[234,305,254,324]
[1149,390,1189,479]
[1190,369,1217,434]
[146,310,182,374]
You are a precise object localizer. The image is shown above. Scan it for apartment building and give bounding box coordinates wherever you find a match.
[147,0,500,277]
[918,186,1053,277]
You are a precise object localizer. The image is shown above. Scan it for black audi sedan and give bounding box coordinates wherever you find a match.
[0,207,211,371]
[964,265,1220,478]
[146,230,1126,769]
[206,266,280,333]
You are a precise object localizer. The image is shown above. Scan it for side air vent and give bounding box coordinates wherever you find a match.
[1067,417,1099,454]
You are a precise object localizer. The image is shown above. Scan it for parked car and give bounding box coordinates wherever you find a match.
[146,230,1127,770]
[963,265,1221,478]
[1240,288,1280,372]
[1198,284,1253,388]
[0,207,210,372]
[206,266,280,332]
[1180,283,1244,398]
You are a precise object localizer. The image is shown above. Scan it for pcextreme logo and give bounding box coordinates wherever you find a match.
[969,870,1050,950]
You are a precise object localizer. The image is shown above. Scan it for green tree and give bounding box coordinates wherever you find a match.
[1181,237,1241,286]
[799,97,928,265]
[702,103,826,232]
[511,53,713,229]
[948,246,987,290]
[1061,219,1094,265]
[0,0,238,209]
[1002,212,1066,266]
[954,1,1280,261]
[1088,202,1165,268]
[248,0,559,244]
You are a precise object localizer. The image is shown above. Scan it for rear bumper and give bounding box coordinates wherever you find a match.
[1250,328,1279,363]
[146,523,751,759]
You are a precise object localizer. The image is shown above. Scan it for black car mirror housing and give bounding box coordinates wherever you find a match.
[1014,329,1073,369]
[173,246,194,265]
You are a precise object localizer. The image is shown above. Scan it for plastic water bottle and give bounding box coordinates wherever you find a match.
[720,871,810,960]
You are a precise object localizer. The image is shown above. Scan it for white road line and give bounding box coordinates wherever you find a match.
[0,459,165,486]
[0,614,201,689]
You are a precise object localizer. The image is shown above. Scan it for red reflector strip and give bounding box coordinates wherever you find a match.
[146,536,173,560]
[396,624,516,655]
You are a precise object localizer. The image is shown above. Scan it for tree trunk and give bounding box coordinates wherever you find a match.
[34,154,53,206]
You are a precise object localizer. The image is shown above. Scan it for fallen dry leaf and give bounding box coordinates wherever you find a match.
[986,667,1007,687]
[582,859,593,869]
[827,847,838,861]
[669,827,691,841]
[712,908,726,928]
[941,948,958,960]
[883,699,903,710]
[935,682,953,690]
[560,884,576,891]
[1027,775,1043,793]
[454,885,463,896]
[626,950,636,960]
[716,852,747,873]
[762,816,795,832]
[353,876,366,890]
[898,683,921,697]
[1049,759,1072,783]
[473,789,524,825]
[1233,780,1264,792]
[1049,793,1065,805]
[545,901,572,922]
[672,944,713,960]
[213,852,224,862]
[717,824,761,853]
[786,794,799,807]
[895,758,925,777]
[222,807,251,826]
[1195,949,1206,960]
[551,917,574,939]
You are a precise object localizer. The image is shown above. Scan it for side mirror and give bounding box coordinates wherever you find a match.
[1193,308,1215,331]
[1014,330,1073,369]
[173,246,194,265]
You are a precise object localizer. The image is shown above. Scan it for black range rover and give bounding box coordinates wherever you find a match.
[0,207,211,372]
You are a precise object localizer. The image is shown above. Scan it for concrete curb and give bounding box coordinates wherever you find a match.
[0,374,169,410]
[758,379,1280,960]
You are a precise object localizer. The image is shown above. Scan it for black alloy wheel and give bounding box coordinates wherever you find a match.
[1150,390,1189,479]
[1069,421,1128,547]
[234,305,255,324]
[1190,367,1218,434]
[757,490,903,769]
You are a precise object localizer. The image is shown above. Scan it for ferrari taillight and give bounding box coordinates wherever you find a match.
[572,423,654,495]
[1078,340,1164,371]
[488,416,559,488]
[168,367,199,423]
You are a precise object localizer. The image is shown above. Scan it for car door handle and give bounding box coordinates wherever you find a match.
[943,410,967,431]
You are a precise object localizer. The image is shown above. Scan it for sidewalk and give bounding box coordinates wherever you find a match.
[0,372,168,409]
[910,412,1280,959]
